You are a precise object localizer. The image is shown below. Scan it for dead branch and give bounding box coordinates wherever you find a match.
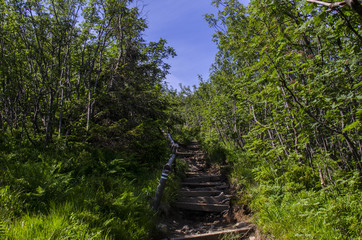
[307,0,346,8]
[307,0,362,18]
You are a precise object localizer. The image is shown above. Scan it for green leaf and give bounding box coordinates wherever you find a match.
[343,121,361,132]
[356,109,362,122]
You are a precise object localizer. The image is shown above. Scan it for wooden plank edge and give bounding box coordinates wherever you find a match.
[174,202,229,212]
[179,191,222,197]
[176,152,195,155]
[181,182,224,186]
[182,176,222,182]
[169,227,253,240]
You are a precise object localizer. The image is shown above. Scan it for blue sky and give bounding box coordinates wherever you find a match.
[135,0,249,91]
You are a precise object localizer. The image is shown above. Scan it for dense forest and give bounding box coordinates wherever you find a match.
[0,0,177,238]
[0,0,361,239]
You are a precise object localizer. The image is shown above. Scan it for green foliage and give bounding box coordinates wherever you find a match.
[174,0,362,238]
[5,202,104,240]
[0,125,174,239]
[251,186,362,239]
[0,0,175,147]
[0,0,179,237]
[227,150,256,187]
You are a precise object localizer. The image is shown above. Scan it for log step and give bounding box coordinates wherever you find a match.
[181,185,228,192]
[183,176,221,183]
[176,152,195,156]
[174,202,229,212]
[170,227,253,240]
[185,172,209,176]
[179,190,222,197]
[178,195,231,204]
[185,172,220,177]
[187,145,201,149]
[181,182,224,187]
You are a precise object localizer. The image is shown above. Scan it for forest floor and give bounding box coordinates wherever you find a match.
[157,142,260,240]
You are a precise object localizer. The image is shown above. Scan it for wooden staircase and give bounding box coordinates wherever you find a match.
[175,174,230,213]
[164,142,254,240]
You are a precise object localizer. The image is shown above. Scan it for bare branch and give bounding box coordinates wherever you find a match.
[307,0,346,8]
[307,0,362,18]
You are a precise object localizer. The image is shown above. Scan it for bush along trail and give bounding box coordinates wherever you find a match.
[158,141,255,240]
[171,0,362,239]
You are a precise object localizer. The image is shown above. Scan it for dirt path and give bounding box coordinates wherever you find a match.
[159,142,256,240]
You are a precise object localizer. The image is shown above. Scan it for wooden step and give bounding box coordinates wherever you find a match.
[181,185,227,192]
[170,227,253,240]
[179,190,222,197]
[187,167,205,172]
[185,172,220,177]
[174,202,229,212]
[176,151,195,156]
[181,186,228,193]
[185,172,209,176]
[183,176,222,183]
[187,145,201,149]
[178,195,231,204]
[181,182,224,187]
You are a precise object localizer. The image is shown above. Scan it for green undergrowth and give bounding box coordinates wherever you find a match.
[212,147,362,240]
[251,185,362,240]
[0,135,174,239]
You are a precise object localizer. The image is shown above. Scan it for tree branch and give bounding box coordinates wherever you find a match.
[307,0,362,18]
[307,0,346,8]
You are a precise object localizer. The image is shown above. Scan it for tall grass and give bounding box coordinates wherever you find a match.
[250,185,362,239]
[224,148,362,239]
[5,202,104,240]
[0,136,171,239]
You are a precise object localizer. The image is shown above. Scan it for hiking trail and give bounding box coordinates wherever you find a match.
[159,141,256,240]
